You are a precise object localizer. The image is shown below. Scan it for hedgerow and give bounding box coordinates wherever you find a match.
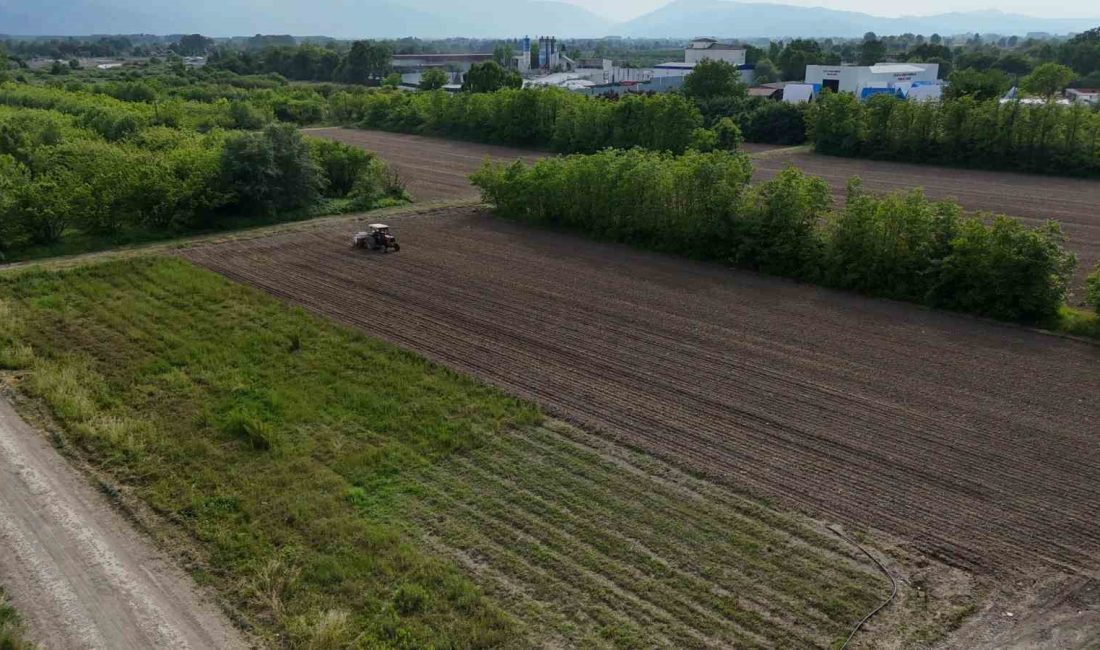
[347,87,706,154]
[473,150,1075,323]
[809,92,1100,177]
[0,92,405,257]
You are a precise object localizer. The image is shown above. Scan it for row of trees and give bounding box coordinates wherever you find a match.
[0,99,405,256]
[342,87,713,154]
[472,148,1077,323]
[810,92,1100,176]
[207,41,393,85]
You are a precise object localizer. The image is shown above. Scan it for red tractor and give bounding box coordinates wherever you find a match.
[352,224,400,253]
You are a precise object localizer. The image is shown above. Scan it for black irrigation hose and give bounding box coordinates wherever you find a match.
[829,524,898,650]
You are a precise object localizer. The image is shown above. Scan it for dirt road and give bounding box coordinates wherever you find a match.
[0,396,246,650]
[187,207,1100,579]
[307,128,1100,297]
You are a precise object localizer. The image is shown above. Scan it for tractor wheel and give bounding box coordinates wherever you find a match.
[392,243,400,252]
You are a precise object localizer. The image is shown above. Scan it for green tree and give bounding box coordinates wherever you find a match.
[1020,62,1076,98]
[382,72,402,88]
[221,124,321,215]
[682,59,747,102]
[858,39,887,66]
[993,53,1033,77]
[420,68,448,90]
[944,68,1011,101]
[752,58,779,84]
[462,62,521,93]
[492,43,515,67]
[173,34,214,56]
[776,39,823,81]
[340,41,392,85]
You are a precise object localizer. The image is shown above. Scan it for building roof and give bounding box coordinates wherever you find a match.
[691,37,718,43]
[655,61,696,69]
[748,87,781,97]
[868,63,929,74]
[702,43,744,51]
[392,53,493,62]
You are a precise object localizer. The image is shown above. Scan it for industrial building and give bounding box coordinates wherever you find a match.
[803,63,940,98]
[653,38,753,85]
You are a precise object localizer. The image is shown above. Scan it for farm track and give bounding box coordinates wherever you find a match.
[185,207,1100,578]
[308,128,1100,297]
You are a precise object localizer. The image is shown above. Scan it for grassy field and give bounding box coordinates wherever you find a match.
[0,257,960,647]
[0,587,33,650]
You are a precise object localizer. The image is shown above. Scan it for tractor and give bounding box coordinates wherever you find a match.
[352,224,400,253]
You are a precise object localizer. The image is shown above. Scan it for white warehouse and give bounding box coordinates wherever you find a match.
[653,38,753,85]
[804,63,940,96]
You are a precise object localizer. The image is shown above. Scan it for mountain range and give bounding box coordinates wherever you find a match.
[0,0,1096,39]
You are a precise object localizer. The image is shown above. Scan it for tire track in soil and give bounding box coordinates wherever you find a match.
[184,207,1100,578]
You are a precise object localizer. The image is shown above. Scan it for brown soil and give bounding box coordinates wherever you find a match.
[307,128,1100,299]
[304,128,544,202]
[184,206,1100,581]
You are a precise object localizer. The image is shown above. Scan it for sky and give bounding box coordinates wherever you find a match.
[567,0,1100,22]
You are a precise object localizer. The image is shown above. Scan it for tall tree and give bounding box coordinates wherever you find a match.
[1020,62,1076,98]
[682,59,746,101]
[420,68,449,90]
[341,41,393,85]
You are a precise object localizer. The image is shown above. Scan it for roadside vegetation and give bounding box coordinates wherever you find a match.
[473,149,1078,326]
[0,256,955,648]
[0,588,34,650]
[0,84,406,263]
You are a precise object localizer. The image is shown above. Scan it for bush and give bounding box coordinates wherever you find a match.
[741,101,807,145]
[928,218,1074,322]
[1084,263,1100,313]
[349,158,408,207]
[221,123,322,215]
[308,138,374,197]
[826,181,961,301]
[712,117,743,151]
[732,167,828,278]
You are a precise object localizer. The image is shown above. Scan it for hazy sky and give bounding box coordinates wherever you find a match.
[568,0,1100,21]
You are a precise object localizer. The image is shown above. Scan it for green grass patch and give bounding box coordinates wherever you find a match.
[0,587,34,650]
[0,257,950,647]
[1055,305,1100,339]
[0,257,537,647]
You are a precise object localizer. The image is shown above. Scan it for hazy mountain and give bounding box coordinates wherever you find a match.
[619,0,1099,38]
[0,0,612,38]
[0,0,1095,39]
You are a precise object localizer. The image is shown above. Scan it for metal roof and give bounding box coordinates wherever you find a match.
[868,63,929,74]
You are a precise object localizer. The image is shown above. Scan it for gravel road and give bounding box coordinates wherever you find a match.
[0,397,247,650]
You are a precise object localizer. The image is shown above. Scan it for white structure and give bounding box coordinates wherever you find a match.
[1066,88,1100,105]
[782,84,816,103]
[804,63,940,97]
[684,38,746,66]
[654,37,751,83]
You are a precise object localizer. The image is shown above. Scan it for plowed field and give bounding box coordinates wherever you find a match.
[186,206,1100,578]
[307,128,1100,297]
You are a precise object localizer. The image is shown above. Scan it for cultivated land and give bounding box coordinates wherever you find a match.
[309,128,1100,298]
[185,207,1100,582]
[1,258,954,648]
